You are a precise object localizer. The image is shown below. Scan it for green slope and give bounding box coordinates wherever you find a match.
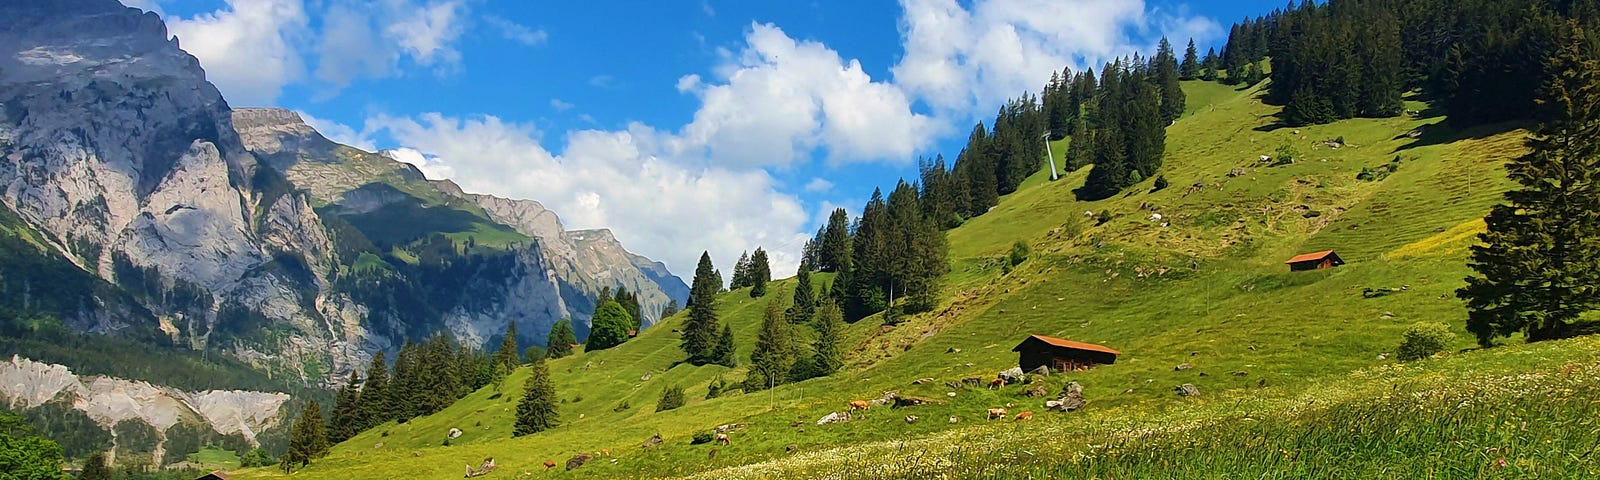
[235,80,1566,479]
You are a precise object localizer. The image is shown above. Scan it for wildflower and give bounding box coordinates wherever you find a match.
[1494,457,1507,468]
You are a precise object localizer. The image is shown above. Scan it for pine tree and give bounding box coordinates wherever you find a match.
[389,341,417,422]
[358,351,389,429]
[587,301,633,351]
[713,324,736,367]
[513,359,559,436]
[326,371,363,444]
[81,451,111,480]
[682,252,721,364]
[1181,38,1201,80]
[749,248,771,298]
[1155,37,1187,123]
[1065,117,1094,171]
[1201,47,1220,81]
[546,319,576,359]
[745,299,792,391]
[730,251,751,289]
[812,301,845,377]
[493,321,520,374]
[1127,70,1168,180]
[961,123,1000,215]
[818,209,853,273]
[614,289,643,330]
[785,266,816,324]
[1458,22,1600,347]
[282,400,328,472]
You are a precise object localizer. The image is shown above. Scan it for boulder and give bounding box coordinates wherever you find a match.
[1027,365,1050,377]
[1063,381,1083,397]
[894,396,933,408]
[912,377,935,385]
[447,428,463,439]
[1176,384,1201,397]
[566,454,593,471]
[816,412,851,425]
[1174,363,1193,371]
[998,367,1026,384]
[961,376,984,388]
[904,415,919,424]
[1024,385,1049,398]
[642,434,663,448]
[1058,395,1085,411]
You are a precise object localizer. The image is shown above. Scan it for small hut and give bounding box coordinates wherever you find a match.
[1285,250,1344,271]
[194,472,230,480]
[1011,335,1120,373]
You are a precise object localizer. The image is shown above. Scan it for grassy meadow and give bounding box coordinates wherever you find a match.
[223,79,1599,479]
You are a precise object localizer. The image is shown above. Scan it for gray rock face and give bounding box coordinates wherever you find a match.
[0,0,687,386]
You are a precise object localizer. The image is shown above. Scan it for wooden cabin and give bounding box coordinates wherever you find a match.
[1285,250,1344,271]
[1012,335,1121,373]
[195,472,231,480]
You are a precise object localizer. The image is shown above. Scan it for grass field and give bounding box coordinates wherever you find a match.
[225,79,1591,479]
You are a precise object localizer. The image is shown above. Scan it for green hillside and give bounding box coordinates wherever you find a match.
[230,80,1587,479]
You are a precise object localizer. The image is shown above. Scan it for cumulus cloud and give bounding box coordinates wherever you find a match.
[549,98,574,111]
[367,113,810,279]
[484,15,548,46]
[673,23,937,168]
[313,3,391,89]
[892,0,1220,115]
[167,0,309,106]
[804,178,834,193]
[385,0,467,68]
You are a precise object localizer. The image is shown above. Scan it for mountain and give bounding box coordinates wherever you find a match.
[0,0,683,383]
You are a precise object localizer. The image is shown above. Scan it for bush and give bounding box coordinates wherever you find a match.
[1008,241,1030,267]
[1397,322,1456,361]
[1153,175,1169,191]
[1274,144,1299,165]
[691,432,714,445]
[1096,210,1113,226]
[239,449,275,468]
[656,385,686,412]
[705,376,727,400]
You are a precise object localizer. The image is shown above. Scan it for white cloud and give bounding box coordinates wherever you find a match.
[383,0,466,69]
[892,0,1220,115]
[483,15,548,46]
[673,23,937,168]
[588,75,617,89]
[804,178,834,193]
[367,113,810,279]
[549,98,574,111]
[167,0,309,106]
[313,3,391,90]
[297,110,376,151]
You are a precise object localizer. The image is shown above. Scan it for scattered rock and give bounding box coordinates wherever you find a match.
[998,367,1026,385]
[912,377,935,385]
[373,442,383,449]
[642,434,664,449]
[894,396,933,408]
[1190,351,1200,356]
[786,444,798,453]
[904,415,920,424]
[641,373,652,381]
[1027,365,1050,377]
[1024,385,1049,398]
[1058,395,1085,412]
[946,392,957,397]
[566,454,594,471]
[1228,167,1248,177]
[1064,381,1083,397]
[1230,371,1249,377]
[1121,388,1135,395]
[412,451,423,458]
[1377,353,1389,360]
[947,347,962,354]
[1174,363,1193,371]
[961,376,984,388]
[448,428,463,439]
[816,412,852,425]
[715,423,746,434]
[1175,384,1201,397]
[948,416,960,424]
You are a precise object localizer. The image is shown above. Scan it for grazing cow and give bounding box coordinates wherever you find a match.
[543,460,556,470]
[987,378,1004,389]
[987,408,1008,420]
[1014,411,1034,421]
[849,400,870,411]
[715,433,731,445]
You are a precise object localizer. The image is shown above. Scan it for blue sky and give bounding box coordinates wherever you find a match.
[125,0,1285,278]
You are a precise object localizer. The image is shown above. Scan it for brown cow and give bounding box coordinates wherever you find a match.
[1013,411,1034,421]
[986,408,1008,420]
[543,460,556,470]
[987,378,1004,389]
[715,433,731,445]
[848,400,870,411]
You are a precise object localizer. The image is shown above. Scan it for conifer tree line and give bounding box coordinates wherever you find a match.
[586,285,645,351]
[1215,0,1600,127]
[1055,46,1181,201]
[314,333,506,451]
[681,251,738,366]
[741,266,846,393]
[729,248,772,297]
[801,180,950,323]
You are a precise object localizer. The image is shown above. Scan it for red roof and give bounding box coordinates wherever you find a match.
[1017,335,1121,355]
[1285,250,1337,264]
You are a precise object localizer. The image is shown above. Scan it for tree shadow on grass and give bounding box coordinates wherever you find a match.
[1391,120,1530,153]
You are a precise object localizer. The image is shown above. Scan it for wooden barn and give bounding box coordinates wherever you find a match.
[1285,250,1344,271]
[194,472,230,480]
[1012,335,1121,373]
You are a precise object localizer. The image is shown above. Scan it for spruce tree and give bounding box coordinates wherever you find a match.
[812,301,845,376]
[389,341,417,422]
[818,209,853,273]
[682,252,721,364]
[1201,47,1220,81]
[730,251,751,289]
[745,299,792,391]
[1126,71,1168,179]
[513,359,559,436]
[749,248,771,298]
[80,451,111,480]
[713,324,736,367]
[1155,37,1187,123]
[1458,23,1600,346]
[493,321,520,374]
[1181,38,1201,80]
[546,319,576,359]
[586,301,633,351]
[282,400,328,472]
[326,371,363,444]
[358,351,389,429]
[786,267,816,325]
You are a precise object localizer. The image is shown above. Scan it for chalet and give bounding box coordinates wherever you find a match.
[1285,250,1345,271]
[1012,335,1121,373]
[195,472,231,480]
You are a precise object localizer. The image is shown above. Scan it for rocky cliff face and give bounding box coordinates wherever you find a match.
[0,0,687,385]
